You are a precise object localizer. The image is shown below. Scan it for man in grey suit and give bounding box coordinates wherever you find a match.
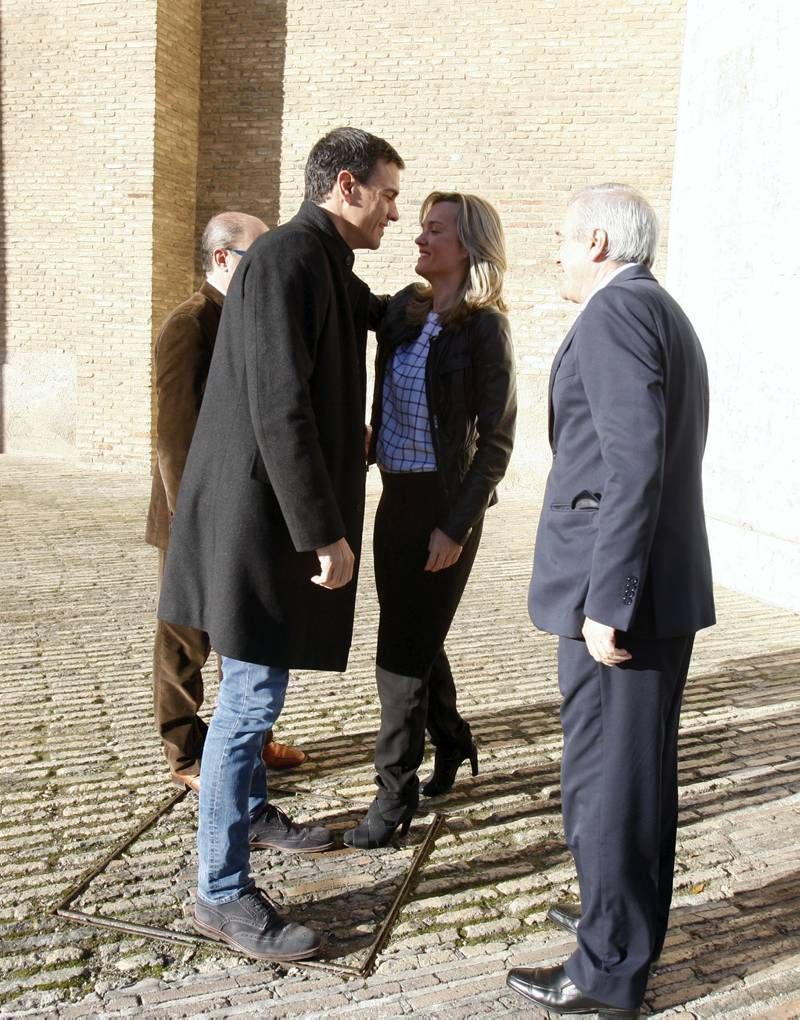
[507,185,715,1016]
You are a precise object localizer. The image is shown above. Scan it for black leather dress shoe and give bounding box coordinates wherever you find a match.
[506,964,640,1017]
[547,901,581,935]
[546,902,662,965]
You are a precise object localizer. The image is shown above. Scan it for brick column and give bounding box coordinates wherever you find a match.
[151,0,202,468]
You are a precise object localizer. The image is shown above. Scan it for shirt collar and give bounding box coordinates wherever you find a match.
[582,262,638,308]
[200,280,224,307]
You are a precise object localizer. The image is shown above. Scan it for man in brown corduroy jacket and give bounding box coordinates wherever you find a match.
[145,211,306,790]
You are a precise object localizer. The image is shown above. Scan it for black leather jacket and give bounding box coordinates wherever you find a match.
[369,285,517,544]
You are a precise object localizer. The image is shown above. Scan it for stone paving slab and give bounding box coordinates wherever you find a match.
[1,455,799,1017]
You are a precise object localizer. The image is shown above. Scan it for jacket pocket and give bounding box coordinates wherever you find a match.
[550,490,601,512]
[550,504,598,512]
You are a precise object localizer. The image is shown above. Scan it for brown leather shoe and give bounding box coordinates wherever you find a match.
[262,740,307,770]
[171,771,201,794]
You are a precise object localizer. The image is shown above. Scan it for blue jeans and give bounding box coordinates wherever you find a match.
[197,656,289,903]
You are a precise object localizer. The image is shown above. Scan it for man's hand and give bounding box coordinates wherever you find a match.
[312,538,355,589]
[581,616,632,666]
[424,528,463,572]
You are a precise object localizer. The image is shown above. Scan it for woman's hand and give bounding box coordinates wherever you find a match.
[424,528,463,572]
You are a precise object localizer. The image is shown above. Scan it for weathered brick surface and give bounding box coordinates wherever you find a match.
[194,1,286,242]
[0,1,201,472]
[0,2,160,467]
[151,0,203,462]
[1,2,686,484]
[271,0,686,486]
[1,454,799,1017]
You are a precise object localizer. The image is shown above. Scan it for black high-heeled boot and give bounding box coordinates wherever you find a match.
[343,798,414,849]
[420,739,478,797]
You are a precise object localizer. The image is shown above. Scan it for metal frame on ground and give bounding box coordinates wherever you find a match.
[53,788,445,979]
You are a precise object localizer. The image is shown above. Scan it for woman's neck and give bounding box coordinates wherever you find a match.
[430,276,463,314]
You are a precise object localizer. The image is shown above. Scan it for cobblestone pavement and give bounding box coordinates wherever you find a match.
[1,455,799,1018]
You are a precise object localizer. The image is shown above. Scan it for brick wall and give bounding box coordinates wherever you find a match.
[286,0,686,484]
[1,1,159,467]
[0,0,201,471]
[152,0,203,449]
[194,0,287,242]
[201,0,687,486]
[1,0,686,481]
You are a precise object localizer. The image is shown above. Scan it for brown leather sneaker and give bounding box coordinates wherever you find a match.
[262,739,307,770]
[171,771,201,794]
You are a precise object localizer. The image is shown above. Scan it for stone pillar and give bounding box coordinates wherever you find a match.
[194,1,287,246]
[151,0,202,464]
[667,0,800,611]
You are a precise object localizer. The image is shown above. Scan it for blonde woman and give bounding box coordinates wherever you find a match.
[344,192,517,849]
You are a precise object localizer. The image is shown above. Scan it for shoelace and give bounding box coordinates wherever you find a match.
[247,888,284,932]
[268,804,308,835]
[255,888,281,912]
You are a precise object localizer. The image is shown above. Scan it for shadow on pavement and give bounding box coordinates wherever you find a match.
[648,870,800,1012]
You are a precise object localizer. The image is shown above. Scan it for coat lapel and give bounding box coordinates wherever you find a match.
[546,266,655,445]
[548,318,580,446]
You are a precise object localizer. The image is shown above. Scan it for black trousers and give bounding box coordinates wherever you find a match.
[558,632,694,1010]
[372,471,482,820]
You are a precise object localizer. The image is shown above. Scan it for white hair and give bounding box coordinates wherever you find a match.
[569,183,659,269]
[200,212,262,272]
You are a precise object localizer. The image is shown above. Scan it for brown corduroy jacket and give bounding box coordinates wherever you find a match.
[145,281,223,549]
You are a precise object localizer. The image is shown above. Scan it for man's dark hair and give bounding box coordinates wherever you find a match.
[304,127,404,203]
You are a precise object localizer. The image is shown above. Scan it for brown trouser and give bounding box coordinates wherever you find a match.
[153,551,277,775]
[154,548,211,775]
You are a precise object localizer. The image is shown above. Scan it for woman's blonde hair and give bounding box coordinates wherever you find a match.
[409,191,507,326]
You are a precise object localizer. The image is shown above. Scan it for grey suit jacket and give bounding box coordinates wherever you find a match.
[529,265,715,639]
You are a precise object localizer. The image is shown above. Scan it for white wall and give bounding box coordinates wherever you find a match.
[667,0,800,612]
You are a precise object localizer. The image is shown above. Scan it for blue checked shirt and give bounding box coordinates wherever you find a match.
[376,311,442,472]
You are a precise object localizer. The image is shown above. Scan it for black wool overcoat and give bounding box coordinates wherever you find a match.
[158,202,370,670]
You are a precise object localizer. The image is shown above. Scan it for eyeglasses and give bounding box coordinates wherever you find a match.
[227,248,248,257]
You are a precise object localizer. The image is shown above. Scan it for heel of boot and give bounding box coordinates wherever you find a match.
[344,801,413,849]
[469,741,479,777]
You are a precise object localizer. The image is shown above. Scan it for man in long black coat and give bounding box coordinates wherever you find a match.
[507,184,715,1015]
[158,127,403,962]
